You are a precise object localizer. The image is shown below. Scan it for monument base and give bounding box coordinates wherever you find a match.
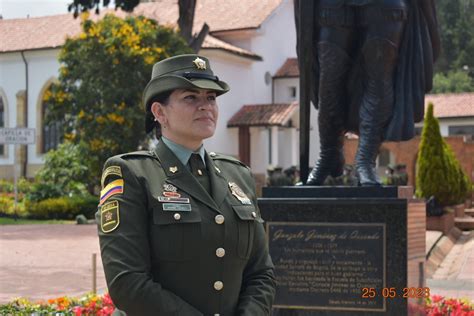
[259,186,426,316]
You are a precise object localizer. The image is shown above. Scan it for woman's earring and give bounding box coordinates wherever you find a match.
[154,117,158,122]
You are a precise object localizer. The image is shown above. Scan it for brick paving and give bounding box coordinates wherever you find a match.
[0,223,472,306]
[0,224,106,304]
[427,231,474,300]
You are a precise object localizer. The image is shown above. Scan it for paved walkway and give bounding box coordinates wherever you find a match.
[0,224,106,304]
[0,224,472,305]
[427,231,474,300]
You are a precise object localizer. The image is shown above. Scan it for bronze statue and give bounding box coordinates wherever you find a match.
[295,0,440,186]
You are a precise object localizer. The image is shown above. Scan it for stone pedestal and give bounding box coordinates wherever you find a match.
[259,186,426,316]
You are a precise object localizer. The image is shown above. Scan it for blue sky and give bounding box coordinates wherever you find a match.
[1,0,88,19]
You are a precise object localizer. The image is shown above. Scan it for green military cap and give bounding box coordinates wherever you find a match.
[143,54,230,133]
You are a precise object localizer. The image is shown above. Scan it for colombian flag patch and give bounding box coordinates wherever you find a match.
[100,179,124,205]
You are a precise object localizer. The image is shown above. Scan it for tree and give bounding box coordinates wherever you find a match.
[435,0,474,80]
[44,14,192,187]
[432,70,474,93]
[27,142,91,202]
[67,0,208,51]
[415,103,471,206]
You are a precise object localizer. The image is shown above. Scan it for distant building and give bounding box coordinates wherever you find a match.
[0,0,307,183]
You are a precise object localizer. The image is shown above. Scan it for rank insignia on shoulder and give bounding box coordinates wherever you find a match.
[101,200,120,233]
[229,182,252,205]
[101,165,122,188]
[100,179,124,205]
[163,183,178,193]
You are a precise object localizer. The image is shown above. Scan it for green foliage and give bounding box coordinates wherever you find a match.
[0,196,13,215]
[432,71,474,93]
[0,179,14,192]
[416,103,471,206]
[44,14,192,185]
[26,195,98,220]
[435,0,474,77]
[27,142,91,202]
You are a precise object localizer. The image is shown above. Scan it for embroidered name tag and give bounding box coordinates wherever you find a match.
[162,203,192,212]
[158,196,190,204]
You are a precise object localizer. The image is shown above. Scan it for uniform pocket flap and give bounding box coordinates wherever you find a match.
[232,204,257,221]
[153,207,201,225]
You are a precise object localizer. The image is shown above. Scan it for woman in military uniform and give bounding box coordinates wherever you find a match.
[97,54,276,315]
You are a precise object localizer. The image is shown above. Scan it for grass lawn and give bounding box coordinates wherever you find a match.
[0,218,75,225]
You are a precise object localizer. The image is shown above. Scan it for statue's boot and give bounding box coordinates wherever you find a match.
[306,42,351,185]
[356,38,399,186]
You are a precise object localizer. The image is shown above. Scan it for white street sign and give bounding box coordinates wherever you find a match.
[0,128,36,144]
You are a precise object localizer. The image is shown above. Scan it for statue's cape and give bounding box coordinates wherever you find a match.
[300,0,440,141]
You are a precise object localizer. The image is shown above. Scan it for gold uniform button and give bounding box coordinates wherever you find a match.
[216,248,225,258]
[215,215,225,225]
[251,211,257,218]
[214,281,223,291]
[197,169,203,176]
[174,213,181,221]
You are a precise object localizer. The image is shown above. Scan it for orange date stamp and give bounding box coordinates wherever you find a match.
[362,287,430,299]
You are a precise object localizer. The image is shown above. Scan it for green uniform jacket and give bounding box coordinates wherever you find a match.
[97,141,276,316]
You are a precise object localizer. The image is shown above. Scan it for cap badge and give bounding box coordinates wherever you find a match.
[193,57,206,70]
[229,182,252,205]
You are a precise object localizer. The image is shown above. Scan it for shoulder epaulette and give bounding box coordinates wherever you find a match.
[208,152,249,168]
[118,150,156,159]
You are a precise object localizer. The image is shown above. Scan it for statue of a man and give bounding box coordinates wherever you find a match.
[295,0,440,185]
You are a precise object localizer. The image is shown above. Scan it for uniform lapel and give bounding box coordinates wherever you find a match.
[205,153,229,209]
[154,141,220,212]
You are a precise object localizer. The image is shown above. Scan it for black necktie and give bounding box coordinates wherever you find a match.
[189,153,211,194]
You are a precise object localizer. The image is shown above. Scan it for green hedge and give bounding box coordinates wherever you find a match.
[26,195,98,220]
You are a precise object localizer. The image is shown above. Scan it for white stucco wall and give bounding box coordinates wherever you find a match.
[249,0,297,104]
[250,126,270,173]
[200,50,257,157]
[0,49,61,171]
[0,52,24,166]
[273,77,298,103]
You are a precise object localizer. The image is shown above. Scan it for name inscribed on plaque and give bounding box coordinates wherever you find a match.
[267,222,386,312]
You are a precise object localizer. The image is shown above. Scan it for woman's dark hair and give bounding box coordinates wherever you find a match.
[149,90,173,139]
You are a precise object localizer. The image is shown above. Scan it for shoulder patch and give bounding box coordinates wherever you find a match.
[100,200,120,233]
[100,179,124,205]
[101,165,122,188]
[209,152,248,168]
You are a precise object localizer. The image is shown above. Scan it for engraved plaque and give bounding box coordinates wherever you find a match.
[267,222,386,312]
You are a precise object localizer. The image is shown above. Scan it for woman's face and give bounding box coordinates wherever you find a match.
[152,88,218,150]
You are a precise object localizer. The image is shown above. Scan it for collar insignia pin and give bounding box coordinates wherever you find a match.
[193,57,206,70]
[169,166,178,174]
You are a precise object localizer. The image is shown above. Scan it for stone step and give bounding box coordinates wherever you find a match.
[455,217,474,230]
[465,208,474,217]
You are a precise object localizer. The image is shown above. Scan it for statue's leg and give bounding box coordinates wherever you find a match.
[355,18,405,186]
[306,27,354,185]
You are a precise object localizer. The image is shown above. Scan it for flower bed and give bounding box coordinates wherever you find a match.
[426,295,474,316]
[0,293,115,315]
[0,293,472,315]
